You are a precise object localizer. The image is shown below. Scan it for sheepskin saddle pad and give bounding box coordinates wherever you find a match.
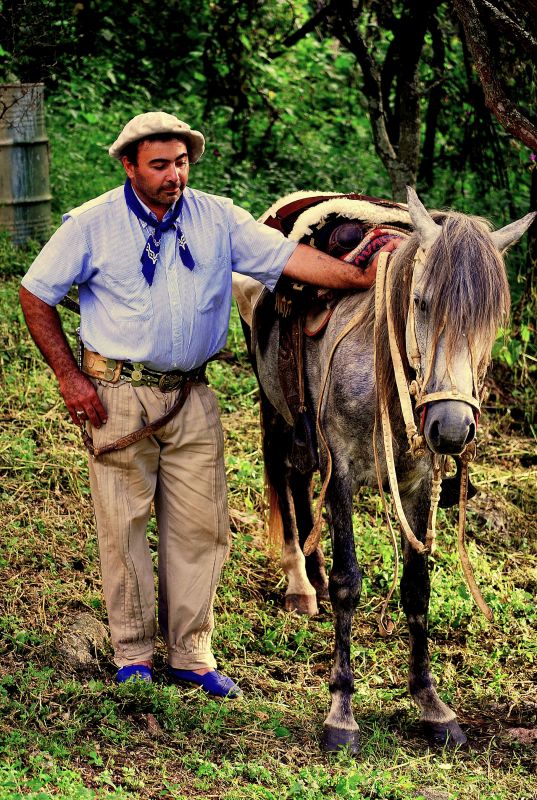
[260,191,412,336]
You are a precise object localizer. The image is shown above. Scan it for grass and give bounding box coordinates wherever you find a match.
[1,268,537,799]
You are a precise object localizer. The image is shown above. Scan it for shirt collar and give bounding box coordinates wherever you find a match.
[131,186,179,225]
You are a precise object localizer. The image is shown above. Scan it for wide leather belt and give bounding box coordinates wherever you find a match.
[82,349,207,392]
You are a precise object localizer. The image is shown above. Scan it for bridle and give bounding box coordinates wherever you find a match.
[405,246,483,423]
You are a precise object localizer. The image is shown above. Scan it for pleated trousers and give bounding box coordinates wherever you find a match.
[87,378,230,669]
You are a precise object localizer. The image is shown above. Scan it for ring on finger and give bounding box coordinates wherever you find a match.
[76,410,86,419]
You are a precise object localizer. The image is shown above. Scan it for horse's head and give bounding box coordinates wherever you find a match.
[403,188,535,455]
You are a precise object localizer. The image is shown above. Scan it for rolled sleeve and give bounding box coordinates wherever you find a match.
[21,217,92,305]
[229,205,297,290]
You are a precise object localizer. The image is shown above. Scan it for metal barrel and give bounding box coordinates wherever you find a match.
[0,83,52,244]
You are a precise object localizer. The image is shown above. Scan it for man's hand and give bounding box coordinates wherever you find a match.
[59,370,108,428]
[365,237,404,280]
[19,287,108,428]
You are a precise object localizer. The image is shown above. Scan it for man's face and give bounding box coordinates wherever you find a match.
[122,138,190,217]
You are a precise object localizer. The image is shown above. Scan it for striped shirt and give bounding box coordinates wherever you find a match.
[21,185,297,371]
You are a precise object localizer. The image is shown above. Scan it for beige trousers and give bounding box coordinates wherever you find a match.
[87,379,230,670]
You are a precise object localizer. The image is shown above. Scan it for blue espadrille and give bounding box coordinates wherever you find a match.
[116,664,153,683]
[167,667,242,697]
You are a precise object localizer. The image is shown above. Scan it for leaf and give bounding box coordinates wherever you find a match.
[239,33,252,51]
[273,725,290,737]
[520,324,531,343]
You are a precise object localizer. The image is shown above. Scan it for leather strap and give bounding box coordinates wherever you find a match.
[375,250,492,625]
[303,303,371,557]
[80,379,193,458]
[456,443,493,622]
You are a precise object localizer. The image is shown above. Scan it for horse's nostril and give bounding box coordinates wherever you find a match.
[464,422,476,446]
[429,420,441,447]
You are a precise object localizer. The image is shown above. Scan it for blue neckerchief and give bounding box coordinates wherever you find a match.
[124,179,195,285]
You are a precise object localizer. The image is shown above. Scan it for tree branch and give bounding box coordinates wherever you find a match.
[480,0,537,53]
[329,0,397,170]
[453,0,537,150]
[269,3,334,57]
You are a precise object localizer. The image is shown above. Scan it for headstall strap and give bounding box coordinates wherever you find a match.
[404,247,482,420]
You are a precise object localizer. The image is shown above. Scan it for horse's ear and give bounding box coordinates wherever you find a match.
[490,211,537,253]
[406,186,441,250]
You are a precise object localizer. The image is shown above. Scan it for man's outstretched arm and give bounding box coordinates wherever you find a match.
[282,240,401,289]
[19,286,107,428]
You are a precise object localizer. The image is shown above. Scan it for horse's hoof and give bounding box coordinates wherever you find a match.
[285,593,318,616]
[423,719,468,748]
[321,724,360,754]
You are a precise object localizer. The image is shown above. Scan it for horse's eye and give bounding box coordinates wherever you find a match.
[414,297,419,306]
[420,300,427,312]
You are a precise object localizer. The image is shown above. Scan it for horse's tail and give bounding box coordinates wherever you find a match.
[258,394,284,552]
[265,470,284,551]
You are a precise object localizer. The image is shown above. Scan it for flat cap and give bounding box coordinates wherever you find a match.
[108,111,205,163]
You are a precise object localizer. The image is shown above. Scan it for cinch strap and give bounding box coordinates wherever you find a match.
[124,179,195,284]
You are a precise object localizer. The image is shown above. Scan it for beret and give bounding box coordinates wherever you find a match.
[108,112,205,163]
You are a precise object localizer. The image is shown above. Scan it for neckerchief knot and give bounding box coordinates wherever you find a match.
[124,179,195,285]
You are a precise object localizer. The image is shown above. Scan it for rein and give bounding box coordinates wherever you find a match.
[374,250,493,627]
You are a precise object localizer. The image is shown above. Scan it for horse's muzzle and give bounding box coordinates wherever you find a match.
[422,400,477,455]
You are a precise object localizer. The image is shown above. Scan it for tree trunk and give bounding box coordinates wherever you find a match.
[326,0,433,200]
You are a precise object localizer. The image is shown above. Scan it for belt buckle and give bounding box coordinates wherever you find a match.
[103,358,117,382]
[159,372,183,392]
[129,363,145,387]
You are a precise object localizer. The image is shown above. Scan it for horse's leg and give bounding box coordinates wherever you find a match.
[321,465,361,754]
[400,488,467,747]
[260,396,318,616]
[278,477,319,616]
[289,470,329,601]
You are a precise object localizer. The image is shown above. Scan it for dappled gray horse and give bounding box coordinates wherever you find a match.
[236,188,534,753]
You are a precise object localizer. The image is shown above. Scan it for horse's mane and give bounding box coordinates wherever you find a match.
[371,211,511,415]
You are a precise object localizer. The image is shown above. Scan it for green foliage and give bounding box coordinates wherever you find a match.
[492,305,537,433]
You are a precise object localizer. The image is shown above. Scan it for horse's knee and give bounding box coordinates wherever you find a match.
[329,567,362,610]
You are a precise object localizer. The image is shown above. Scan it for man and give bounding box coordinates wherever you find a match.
[19,112,377,695]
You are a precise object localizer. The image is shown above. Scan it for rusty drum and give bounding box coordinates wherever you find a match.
[0,83,52,244]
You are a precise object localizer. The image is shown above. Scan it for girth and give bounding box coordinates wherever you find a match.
[254,284,318,474]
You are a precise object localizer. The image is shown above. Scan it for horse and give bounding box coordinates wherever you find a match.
[234,187,535,754]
